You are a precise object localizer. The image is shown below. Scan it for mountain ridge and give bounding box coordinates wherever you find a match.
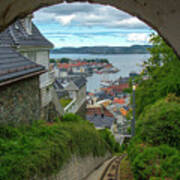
[51,45,152,54]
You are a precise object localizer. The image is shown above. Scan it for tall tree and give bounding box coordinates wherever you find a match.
[135,34,180,117]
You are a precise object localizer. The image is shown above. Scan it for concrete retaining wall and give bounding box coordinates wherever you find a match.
[41,153,111,180]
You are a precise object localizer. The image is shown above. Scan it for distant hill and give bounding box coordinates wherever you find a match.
[50,45,152,54]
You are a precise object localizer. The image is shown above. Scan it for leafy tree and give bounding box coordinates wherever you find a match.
[60,57,70,63]
[49,58,56,63]
[135,34,180,116]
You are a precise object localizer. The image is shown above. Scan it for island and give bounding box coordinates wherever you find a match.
[50,45,152,54]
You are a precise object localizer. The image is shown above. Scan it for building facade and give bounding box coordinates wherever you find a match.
[0,15,61,122]
[0,15,58,120]
[0,46,45,124]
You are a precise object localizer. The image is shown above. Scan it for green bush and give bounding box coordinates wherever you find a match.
[61,113,84,122]
[128,144,180,180]
[127,35,180,180]
[136,96,180,148]
[59,98,72,108]
[0,118,109,180]
[134,34,180,117]
[98,128,121,153]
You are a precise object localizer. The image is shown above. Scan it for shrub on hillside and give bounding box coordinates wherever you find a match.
[98,129,121,153]
[61,113,83,122]
[128,143,180,180]
[0,118,109,180]
[134,34,180,117]
[136,96,180,148]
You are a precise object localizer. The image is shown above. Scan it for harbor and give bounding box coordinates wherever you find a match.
[50,53,150,92]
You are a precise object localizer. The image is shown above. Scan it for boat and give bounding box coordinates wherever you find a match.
[100,81,111,87]
[96,71,103,74]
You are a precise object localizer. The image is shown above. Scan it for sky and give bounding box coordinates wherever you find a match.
[33,2,154,48]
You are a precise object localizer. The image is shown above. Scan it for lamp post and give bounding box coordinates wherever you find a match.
[131,82,136,137]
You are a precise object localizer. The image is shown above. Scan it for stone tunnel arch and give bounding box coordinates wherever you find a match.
[0,0,180,57]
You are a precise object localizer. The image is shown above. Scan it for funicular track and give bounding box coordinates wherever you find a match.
[100,155,126,180]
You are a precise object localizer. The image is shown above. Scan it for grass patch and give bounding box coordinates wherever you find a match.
[119,156,134,180]
[0,116,110,180]
[60,98,72,108]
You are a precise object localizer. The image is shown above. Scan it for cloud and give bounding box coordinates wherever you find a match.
[127,33,150,42]
[110,17,145,28]
[56,14,76,25]
[43,2,96,15]
[33,2,153,47]
[34,2,149,29]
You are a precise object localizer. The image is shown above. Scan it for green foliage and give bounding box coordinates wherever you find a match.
[128,143,180,180]
[98,128,121,153]
[59,98,72,108]
[60,57,70,63]
[135,34,180,116]
[83,58,109,64]
[49,58,56,63]
[122,87,132,94]
[0,117,109,180]
[136,96,180,148]
[127,34,180,180]
[61,113,84,123]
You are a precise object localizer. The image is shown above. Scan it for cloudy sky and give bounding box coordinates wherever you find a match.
[33,2,154,48]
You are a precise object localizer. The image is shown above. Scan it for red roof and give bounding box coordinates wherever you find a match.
[58,62,88,69]
[86,107,114,118]
[88,92,94,96]
[105,64,113,68]
[101,83,129,94]
[113,98,125,104]
[58,63,71,69]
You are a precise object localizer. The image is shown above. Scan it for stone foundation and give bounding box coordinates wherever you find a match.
[41,102,60,122]
[0,77,41,125]
[76,101,87,119]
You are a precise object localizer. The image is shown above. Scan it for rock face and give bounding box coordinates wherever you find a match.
[0,0,180,57]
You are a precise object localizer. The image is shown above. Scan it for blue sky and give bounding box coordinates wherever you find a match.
[33,2,154,48]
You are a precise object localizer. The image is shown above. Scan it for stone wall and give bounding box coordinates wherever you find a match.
[0,76,41,125]
[40,101,60,122]
[40,153,111,180]
[76,101,87,119]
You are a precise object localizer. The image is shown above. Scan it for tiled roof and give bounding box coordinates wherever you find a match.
[86,107,115,128]
[0,46,45,85]
[73,76,86,89]
[86,114,115,128]
[113,98,125,104]
[0,20,53,48]
[54,79,64,90]
[86,107,114,118]
[58,62,88,69]
[101,83,129,93]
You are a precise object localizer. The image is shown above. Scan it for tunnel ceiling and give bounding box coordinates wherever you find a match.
[0,0,180,57]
